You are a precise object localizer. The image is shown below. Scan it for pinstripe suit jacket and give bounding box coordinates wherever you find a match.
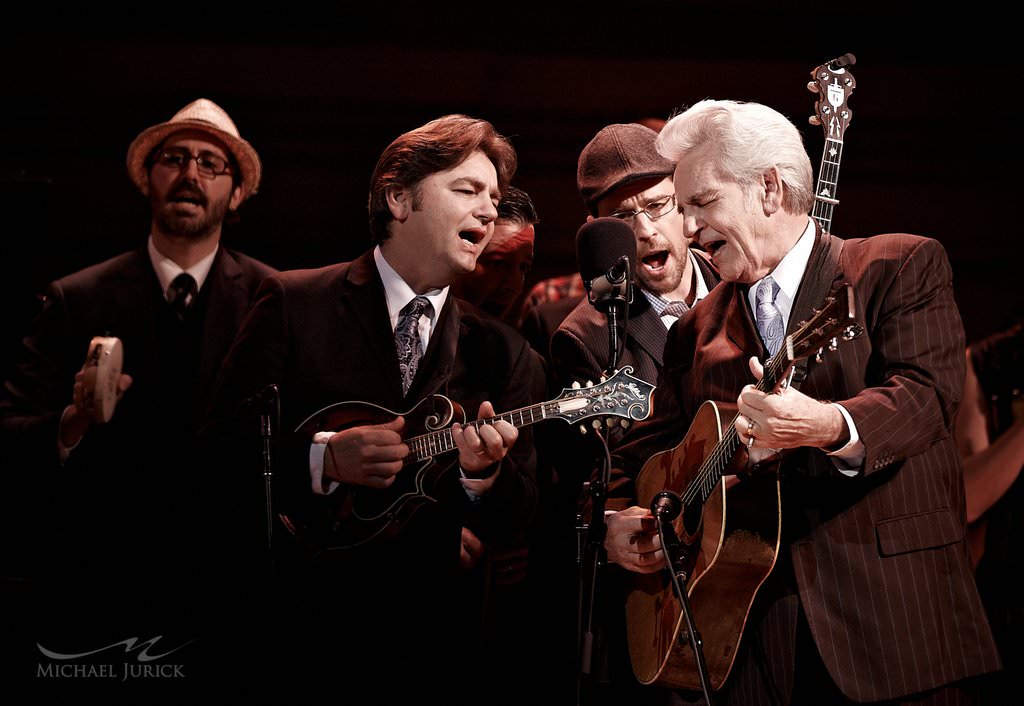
[611,231,1000,701]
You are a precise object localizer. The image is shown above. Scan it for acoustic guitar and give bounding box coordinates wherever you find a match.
[626,282,862,690]
[280,366,654,554]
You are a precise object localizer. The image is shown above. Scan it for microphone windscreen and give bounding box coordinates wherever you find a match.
[576,217,637,282]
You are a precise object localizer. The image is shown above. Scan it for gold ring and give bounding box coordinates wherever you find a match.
[747,434,755,449]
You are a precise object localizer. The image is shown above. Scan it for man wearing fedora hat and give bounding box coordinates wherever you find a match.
[0,98,276,683]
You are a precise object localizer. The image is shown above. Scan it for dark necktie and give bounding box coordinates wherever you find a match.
[754,276,784,356]
[168,273,197,321]
[395,296,432,395]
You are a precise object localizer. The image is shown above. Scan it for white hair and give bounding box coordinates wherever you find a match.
[656,100,814,214]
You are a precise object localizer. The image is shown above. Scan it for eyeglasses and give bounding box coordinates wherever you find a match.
[610,194,677,223]
[154,147,233,178]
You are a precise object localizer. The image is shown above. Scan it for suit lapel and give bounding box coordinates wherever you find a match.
[724,282,765,359]
[111,248,159,388]
[198,248,249,397]
[628,299,668,369]
[344,252,407,403]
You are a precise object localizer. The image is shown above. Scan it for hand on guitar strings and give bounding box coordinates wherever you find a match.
[735,356,848,456]
[323,416,409,488]
[452,400,518,479]
[604,506,664,574]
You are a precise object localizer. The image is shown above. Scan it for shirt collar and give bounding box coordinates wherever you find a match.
[373,246,448,332]
[147,235,218,301]
[746,217,816,325]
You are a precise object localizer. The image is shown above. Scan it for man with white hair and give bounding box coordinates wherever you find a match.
[603,100,1000,704]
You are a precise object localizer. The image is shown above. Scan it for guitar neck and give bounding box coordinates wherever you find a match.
[812,136,844,233]
[406,401,557,461]
[682,349,793,508]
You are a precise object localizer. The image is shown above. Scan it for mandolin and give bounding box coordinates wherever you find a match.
[281,366,654,554]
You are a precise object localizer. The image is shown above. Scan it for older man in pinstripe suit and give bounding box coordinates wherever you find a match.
[604,100,1000,705]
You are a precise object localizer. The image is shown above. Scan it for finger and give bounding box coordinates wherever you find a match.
[489,420,518,447]
[476,400,496,420]
[748,356,765,381]
[376,416,405,432]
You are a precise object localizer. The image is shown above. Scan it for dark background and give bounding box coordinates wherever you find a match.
[3,12,1020,366]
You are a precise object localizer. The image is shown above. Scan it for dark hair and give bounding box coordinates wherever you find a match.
[368,114,517,244]
[497,186,539,226]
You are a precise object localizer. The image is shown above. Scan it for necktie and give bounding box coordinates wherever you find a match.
[395,296,432,395]
[168,273,197,321]
[754,276,784,356]
[662,300,690,318]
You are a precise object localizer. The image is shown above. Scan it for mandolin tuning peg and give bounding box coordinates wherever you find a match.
[815,347,824,364]
[807,81,820,93]
[578,424,588,435]
[828,336,839,352]
[620,419,631,429]
[808,115,822,127]
[599,374,607,383]
[571,381,581,389]
[585,380,594,387]
[592,419,602,429]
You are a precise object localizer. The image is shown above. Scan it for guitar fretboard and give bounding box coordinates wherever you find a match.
[406,402,561,461]
[682,351,790,508]
[812,137,844,233]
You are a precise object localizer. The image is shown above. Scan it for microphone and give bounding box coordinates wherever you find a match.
[576,217,636,313]
[576,217,636,371]
[237,384,280,418]
[650,490,682,521]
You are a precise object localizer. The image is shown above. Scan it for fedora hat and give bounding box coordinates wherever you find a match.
[126,98,261,202]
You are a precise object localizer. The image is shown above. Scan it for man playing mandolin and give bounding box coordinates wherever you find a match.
[205,114,541,698]
[603,100,1000,704]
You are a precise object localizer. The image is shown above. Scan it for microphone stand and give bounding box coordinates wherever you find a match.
[653,492,715,705]
[576,425,611,706]
[257,385,280,574]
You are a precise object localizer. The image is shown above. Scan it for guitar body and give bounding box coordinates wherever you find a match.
[628,400,781,690]
[284,394,465,553]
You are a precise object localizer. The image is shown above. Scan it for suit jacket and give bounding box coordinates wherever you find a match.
[550,251,720,392]
[0,244,276,638]
[611,231,1000,701]
[204,252,539,657]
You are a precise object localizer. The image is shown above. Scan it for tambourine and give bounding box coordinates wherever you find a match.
[86,336,123,423]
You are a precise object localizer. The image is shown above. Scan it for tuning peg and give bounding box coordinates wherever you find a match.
[571,381,581,389]
[815,347,824,364]
[592,419,602,429]
[806,81,820,93]
[585,380,594,388]
[808,115,822,127]
[599,375,607,383]
[828,336,839,352]
[578,424,587,435]
[620,419,631,429]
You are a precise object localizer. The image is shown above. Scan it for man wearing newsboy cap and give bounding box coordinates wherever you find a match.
[0,98,276,685]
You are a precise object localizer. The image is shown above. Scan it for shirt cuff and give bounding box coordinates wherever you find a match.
[459,461,501,501]
[828,403,864,476]
[310,432,340,495]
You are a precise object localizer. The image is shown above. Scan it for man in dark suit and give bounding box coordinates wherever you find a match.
[0,99,276,683]
[205,114,539,699]
[604,100,1000,704]
[552,122,719,391]
[544,122,722,705]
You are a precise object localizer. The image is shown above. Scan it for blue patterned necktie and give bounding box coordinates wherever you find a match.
[395,296,432,395]
[754,276,784,356]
